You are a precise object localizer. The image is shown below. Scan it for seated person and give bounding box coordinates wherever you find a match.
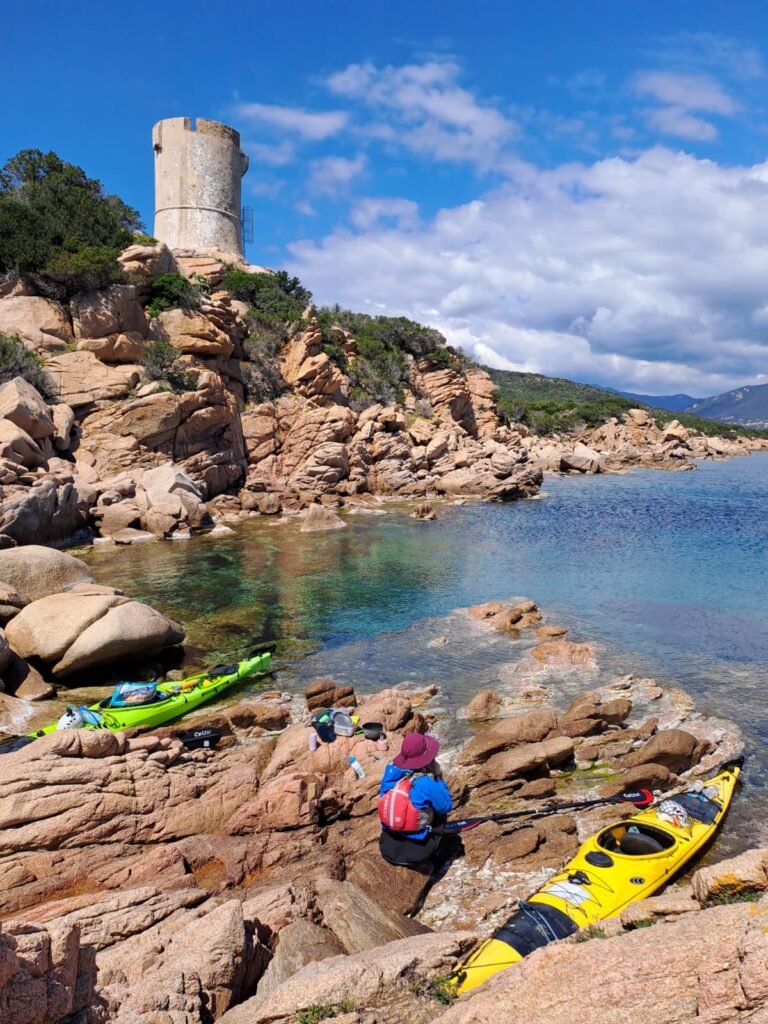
[378,732,453,866]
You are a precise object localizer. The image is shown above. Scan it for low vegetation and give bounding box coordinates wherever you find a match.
[236,271,311,403]
[141,340,198,394]
[145,272,206,319]
[316,306,446,409]
[573,925,608,942]
[242,333,286,402]
[222,268,311,323]
[489,368,768,439]
[0,149,141,299]
[0,334,52,396]
[702,887,763,908]
[296,1001,355,1024]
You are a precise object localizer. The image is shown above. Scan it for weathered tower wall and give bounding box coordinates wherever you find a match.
[152,117,249,256]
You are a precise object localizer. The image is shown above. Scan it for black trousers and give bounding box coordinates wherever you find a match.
[379,828,443,866]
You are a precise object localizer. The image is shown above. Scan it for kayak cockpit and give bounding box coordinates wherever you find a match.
[597,822,677,856]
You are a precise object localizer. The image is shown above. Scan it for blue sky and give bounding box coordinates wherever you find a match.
[4,1,768,395]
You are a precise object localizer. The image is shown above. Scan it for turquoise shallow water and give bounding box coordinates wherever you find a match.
[80,452,768,848]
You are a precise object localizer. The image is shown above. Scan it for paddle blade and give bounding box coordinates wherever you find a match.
[247,641,277,657]
[437,819,483,834]
[618,789,654,808]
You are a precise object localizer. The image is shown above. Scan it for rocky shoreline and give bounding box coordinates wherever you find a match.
[1,591,765,1024]
[0,243,765,550]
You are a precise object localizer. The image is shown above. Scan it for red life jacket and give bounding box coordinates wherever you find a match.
[378,774,433,833]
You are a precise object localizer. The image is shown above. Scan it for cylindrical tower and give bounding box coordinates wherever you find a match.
[152,117,249,256]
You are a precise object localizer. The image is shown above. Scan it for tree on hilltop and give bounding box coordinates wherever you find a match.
[0,149,142,298]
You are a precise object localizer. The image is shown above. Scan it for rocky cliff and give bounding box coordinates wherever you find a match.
[0,242,763,549]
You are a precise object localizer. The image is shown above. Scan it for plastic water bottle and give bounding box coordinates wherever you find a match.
[348,755,366,779]
[307,731,318,752]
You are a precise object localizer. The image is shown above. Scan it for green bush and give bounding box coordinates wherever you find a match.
[141,340,198,394]
[242,333,287,402]
[0,149,142,299]
[146,273,205,319]
[315,307,438,410]
[221,268,310,323]
[132,232,157,245]
[0,334,52,397]
[43,244,123,296]
[423,347,454,370]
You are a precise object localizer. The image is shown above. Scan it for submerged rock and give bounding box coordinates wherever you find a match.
[300,504,346,532]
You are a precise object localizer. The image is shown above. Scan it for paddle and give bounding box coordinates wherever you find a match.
[435,788,654,835]
[246,640,278,657]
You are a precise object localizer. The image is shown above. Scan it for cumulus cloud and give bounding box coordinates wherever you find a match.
[287,147,768,395]
[234,102,348,140]
[307,153,367,196]
[327,59,516,166]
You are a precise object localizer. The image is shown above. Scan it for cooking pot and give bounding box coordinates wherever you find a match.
[361,721,384,741]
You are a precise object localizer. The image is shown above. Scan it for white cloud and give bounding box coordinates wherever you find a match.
[234,102,348,140]
[246,140,296,167]
[307,153,367,196]
[632,71,738,114]
[350,197,420,230]
[645,105,718,141]
[350,196,421,231]
[295,200,318,217]
[287,147,768,395]
[327,59,516,166]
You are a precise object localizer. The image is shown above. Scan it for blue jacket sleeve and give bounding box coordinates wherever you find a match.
[410,776,453,815]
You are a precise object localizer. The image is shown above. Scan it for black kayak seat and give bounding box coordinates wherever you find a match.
[599,823,675,856]
[209,663,238,677]
[618,831,666,855]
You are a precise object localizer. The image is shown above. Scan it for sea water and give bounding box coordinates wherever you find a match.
[81,452,768,847]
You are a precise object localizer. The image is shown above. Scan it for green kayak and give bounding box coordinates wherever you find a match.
[29,652,272,737]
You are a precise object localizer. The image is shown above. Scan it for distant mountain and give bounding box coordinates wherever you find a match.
[683,383,768,428]
[614,390,698,413]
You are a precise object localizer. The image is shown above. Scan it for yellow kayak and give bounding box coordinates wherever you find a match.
[452,762,740,993]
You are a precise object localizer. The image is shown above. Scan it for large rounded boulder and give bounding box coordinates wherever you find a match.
[5,591,184,678]
[0,545,93,603]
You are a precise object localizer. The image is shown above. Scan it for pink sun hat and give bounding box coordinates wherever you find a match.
[393,732,440,771]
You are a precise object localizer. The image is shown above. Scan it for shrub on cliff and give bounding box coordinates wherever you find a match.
[0,334,52,397]
[317,308,444,359]
[242,334,287,401]
[222,268,311,323]
[146,273,205,318]
[141,340,198,394]
[0,149,142,299]
[315,308,444,408]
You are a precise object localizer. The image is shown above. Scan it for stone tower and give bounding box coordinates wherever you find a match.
[152,117,249,256]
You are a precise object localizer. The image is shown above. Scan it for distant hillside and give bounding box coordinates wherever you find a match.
[615,390,698,412]
[684,383,768,428]
[486,367,768,439]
